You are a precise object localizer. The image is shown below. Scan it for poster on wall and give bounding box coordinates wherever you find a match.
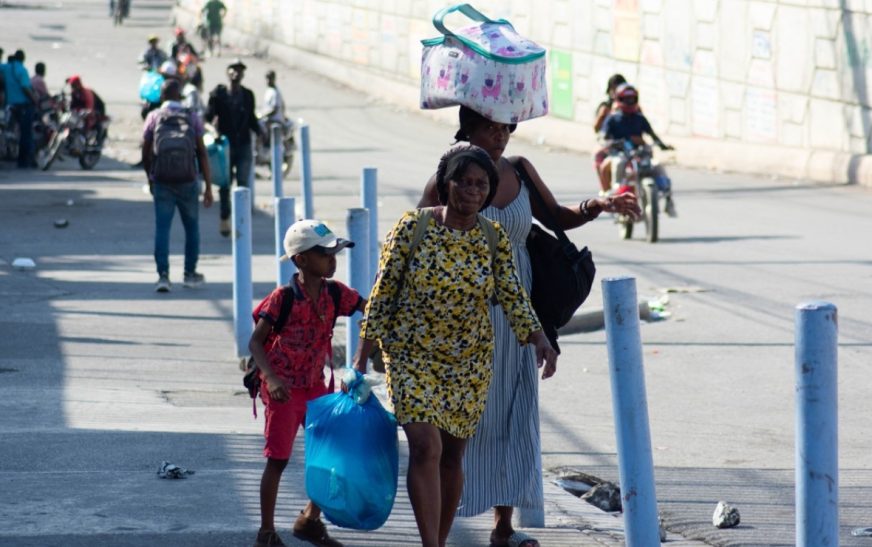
[550,49,574,119]
[612,0,641,61]
[691,76,719,137]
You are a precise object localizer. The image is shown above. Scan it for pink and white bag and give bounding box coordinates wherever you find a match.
[420,4,548,124]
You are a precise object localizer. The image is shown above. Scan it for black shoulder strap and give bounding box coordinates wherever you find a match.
[326,280,342,328]
[272,285,295,333]
[512,159,572,246]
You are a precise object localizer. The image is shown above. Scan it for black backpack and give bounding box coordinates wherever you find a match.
[243,281,342,416]
[151,107,198,184]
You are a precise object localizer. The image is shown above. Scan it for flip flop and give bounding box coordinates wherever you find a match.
[490,530,540,547]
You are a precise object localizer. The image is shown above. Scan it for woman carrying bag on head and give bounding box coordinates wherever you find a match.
[418,106,640,547]
[354,144,557,547]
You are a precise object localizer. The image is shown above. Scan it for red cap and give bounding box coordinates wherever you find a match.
[174,27,185,37]
[66,75,82,86]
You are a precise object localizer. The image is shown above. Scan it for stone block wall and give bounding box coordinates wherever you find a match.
[178,0,872,185]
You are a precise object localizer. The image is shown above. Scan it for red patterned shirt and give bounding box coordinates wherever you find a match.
[255,276,363,389]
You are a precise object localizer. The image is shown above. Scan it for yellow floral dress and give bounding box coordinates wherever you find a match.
[360,209,541,438]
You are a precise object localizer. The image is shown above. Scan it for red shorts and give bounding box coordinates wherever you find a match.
[261,382,328,460]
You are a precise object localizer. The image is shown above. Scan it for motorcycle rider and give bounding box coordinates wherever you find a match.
[67,75,107,145]
[599,83,676,217]
[592,73,625,195]
[170,28,199,60]
[258,69,286,142]
[139,35,168,72]
[30,62,50,108]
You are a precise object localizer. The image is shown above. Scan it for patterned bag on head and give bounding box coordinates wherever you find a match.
[420,3,548,124]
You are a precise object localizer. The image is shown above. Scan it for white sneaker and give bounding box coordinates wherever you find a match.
[155,275,171,293]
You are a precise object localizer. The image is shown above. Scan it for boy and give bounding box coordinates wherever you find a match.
[599,83,677,216]
[248,219,366,547]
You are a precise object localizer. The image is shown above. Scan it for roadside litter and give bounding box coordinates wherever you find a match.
[157,461,195,479]
[712,500,740,528]
[12,257,36,270]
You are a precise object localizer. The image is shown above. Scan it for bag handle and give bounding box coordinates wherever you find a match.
[432,3,500,37]
[512,159,573,247]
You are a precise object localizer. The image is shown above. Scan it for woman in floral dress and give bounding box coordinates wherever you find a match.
[354,145,557,547]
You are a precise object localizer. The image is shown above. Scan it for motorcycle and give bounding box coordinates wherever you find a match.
[0,106,20,161]
[37,108,109,171]
[254,116,295,179]
[610,140,671,243]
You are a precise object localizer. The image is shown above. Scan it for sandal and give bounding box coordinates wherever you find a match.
[292,512,343,547]
[490,529,540,547]
[253,529,287,547]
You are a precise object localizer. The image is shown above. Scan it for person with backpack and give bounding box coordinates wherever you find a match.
[353,145,556,547]
[205,58,261,237]
[248,219,366,547]
[142,78,213,293]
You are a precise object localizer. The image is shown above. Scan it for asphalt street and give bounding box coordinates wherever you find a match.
[2,1,872,546]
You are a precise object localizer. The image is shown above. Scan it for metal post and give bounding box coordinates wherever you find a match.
[602,276,660,545]
[275,197,296,287]
[361,167,379,285]
[795,301,838,547]
[298,123,314,219]
[345,208,370,368]
[270,123,284,198]
[232,188,253,359]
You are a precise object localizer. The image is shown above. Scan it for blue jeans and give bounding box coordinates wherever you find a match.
[153,181,200,276]
[219,142,253,220]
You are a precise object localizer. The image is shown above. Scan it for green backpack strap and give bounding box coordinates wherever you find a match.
[389,208,433,314]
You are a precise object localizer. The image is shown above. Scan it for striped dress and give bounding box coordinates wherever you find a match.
[458,183,544,516]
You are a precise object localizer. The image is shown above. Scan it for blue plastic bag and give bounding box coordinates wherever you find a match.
[204,133,230,188]
[139,70,164,103]
[305,370,398,530]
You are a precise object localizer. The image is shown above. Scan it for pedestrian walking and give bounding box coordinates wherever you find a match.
[205,58,260,237]
[355,144,557,547]
[249,219,366,547]
[141,79,213,293]
[201,0,226,57]
[418,107,639,547]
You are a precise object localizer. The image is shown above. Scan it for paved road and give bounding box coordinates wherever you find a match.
[2,1,871,546]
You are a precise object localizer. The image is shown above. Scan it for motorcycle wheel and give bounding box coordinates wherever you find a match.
[79,152,101,170]
[619,215,634,240]
[642,178,659,243]
[38,132,64,171]
[282,146,294,177]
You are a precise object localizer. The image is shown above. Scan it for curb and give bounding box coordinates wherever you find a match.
[557,301,651,336]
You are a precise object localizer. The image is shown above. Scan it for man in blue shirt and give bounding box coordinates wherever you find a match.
[599,83,676,216]
[3,50,38,167]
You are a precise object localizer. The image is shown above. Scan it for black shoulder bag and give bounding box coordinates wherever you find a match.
[514,160,596,353]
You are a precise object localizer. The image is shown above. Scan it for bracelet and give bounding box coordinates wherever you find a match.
[580,199,600,220]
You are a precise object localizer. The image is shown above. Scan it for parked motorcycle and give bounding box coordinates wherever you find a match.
[254,117,295,179]
[610,140,668,243]
[37,108,108,171]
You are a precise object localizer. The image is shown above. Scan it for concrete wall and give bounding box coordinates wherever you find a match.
[178,0,872,186]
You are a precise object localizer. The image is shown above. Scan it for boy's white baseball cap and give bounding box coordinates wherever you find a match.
[280,219,354,261]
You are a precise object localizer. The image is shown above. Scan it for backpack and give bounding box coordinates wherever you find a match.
[151,107,197,184]
[243,280,342,417]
